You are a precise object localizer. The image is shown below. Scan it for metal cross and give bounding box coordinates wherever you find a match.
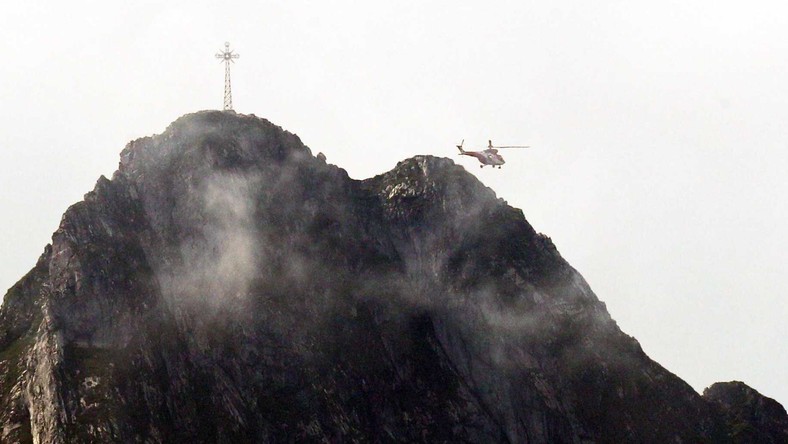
[215,42,240,111]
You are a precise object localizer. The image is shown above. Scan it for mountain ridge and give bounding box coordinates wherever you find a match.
[1,110,785,443]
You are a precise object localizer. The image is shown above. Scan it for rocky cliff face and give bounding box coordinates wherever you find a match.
[703,382,788,443]
[1,111,785,443]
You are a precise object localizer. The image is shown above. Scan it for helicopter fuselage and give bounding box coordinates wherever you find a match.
[460,149,506,168]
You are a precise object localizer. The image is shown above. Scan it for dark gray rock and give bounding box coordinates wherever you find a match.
[704,381,788,443]
[1,110,785,443]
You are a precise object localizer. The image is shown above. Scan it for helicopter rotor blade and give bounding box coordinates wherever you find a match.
[495,145,530,149]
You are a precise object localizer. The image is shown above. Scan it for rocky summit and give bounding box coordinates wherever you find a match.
[1,111,785,443]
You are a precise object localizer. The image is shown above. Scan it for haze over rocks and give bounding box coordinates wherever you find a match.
[1,111,785,443]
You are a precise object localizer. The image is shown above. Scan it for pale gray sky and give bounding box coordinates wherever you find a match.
[1,1,786,405]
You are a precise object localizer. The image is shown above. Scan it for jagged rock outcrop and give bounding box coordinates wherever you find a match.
[1,110,786,443]
[704,381,788,443]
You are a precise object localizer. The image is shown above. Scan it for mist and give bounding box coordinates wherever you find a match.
[1,0,786,408]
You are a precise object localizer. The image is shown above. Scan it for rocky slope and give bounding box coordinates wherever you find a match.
[1,110,785,443]
[704,382,788,443]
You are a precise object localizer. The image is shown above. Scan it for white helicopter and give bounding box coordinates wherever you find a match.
[456,140,530,168]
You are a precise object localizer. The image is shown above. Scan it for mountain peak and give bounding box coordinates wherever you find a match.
[118,110,314,188]
[1,112,785,443]
[704,381,788,442]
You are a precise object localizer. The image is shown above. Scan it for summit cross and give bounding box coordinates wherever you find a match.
[215,42,240,111]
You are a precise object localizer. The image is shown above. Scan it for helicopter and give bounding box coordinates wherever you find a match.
[456,140,530,168]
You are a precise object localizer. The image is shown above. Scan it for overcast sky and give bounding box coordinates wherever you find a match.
[1,0,786,406]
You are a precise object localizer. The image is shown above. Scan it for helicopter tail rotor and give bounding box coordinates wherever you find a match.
[456,139,465,153]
